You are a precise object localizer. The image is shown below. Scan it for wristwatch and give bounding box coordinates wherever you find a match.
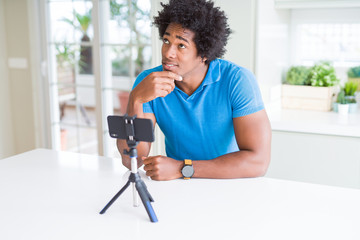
[181,159,194,180]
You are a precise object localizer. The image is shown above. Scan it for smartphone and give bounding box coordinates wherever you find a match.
[107,115,154,142]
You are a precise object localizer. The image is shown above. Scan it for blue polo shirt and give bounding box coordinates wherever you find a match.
[133,59,264,161]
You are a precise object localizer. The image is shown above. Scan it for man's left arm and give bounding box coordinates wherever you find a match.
[192,109,271,179]
[143,109,271,180]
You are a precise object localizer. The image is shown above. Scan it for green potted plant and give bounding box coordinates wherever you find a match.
[344,81,358,113]
[282,62,339,111]
[308,61,340,87]
[285,66,311,85]
[336,89,349,115]
[347,66,360,91]
[62,9,92,74]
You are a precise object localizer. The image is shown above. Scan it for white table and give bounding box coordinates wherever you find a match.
[1,149,360,240]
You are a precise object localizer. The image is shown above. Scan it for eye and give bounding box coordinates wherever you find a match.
[179,44,186,49]
[163,38,169,44]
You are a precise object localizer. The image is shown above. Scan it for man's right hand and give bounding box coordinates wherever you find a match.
[130,71,183,104]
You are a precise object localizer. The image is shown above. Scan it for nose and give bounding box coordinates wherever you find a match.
[163,44,176,59]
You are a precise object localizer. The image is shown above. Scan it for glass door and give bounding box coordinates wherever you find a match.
[43,0,152,157]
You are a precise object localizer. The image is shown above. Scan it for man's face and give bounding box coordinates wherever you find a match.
[161,23,205,79]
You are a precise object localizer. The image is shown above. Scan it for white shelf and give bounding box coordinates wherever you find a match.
[267,106,360,138]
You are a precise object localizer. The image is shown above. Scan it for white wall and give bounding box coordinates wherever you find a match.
[215,0,257,72]
[255,0,291,104]
[0,0,37,159]
[0,0,15,159]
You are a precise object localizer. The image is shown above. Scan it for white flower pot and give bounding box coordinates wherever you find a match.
[338,104,349,115]
[349,103,357,113]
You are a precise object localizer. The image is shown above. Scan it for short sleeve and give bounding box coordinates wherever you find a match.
[230,68,264,118]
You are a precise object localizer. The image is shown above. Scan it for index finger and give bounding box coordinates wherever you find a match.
[142,156,154,165]
[160,71,183,81]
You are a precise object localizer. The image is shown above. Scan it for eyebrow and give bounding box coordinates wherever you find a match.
[164,32,189,43]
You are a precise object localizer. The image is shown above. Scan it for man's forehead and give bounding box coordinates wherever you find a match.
[164,23,195,41]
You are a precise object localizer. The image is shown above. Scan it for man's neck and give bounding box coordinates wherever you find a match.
[176,64,209,96]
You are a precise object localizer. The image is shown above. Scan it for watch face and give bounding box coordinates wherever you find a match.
[181,165,194,178]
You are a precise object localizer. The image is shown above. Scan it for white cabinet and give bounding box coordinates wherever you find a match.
[266,130,360,189]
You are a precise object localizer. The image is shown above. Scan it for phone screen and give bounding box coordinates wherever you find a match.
[107,115,154,142]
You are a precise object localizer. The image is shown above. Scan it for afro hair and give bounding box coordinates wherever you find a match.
[153,0,232,64]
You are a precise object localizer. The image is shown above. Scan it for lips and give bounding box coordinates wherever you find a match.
[162,62,178,71]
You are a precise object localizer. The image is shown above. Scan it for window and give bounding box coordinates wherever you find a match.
[43,0,152,157]
[291,8,360,75]
[296,23,360,66]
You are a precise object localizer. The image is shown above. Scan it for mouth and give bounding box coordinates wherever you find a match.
[162,62,178,71]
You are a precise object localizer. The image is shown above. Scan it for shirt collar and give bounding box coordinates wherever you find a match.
[173,59,221,97]
[202,59,221,86]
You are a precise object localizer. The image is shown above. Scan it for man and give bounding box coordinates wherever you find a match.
[117,0,271,181]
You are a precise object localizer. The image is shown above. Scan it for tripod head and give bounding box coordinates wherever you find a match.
[123,115,139,157]
[107,114,155,158]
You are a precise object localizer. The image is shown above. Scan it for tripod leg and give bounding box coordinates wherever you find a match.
[143,184,154,202]
[135,181,158,222]
[99,180,131,214]
[132,182,139,207]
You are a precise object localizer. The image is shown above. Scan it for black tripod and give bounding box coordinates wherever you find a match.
[99,115,158,222]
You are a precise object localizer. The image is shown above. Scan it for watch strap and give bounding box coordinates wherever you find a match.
[184,159,192,166]
[183,159,193,180]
